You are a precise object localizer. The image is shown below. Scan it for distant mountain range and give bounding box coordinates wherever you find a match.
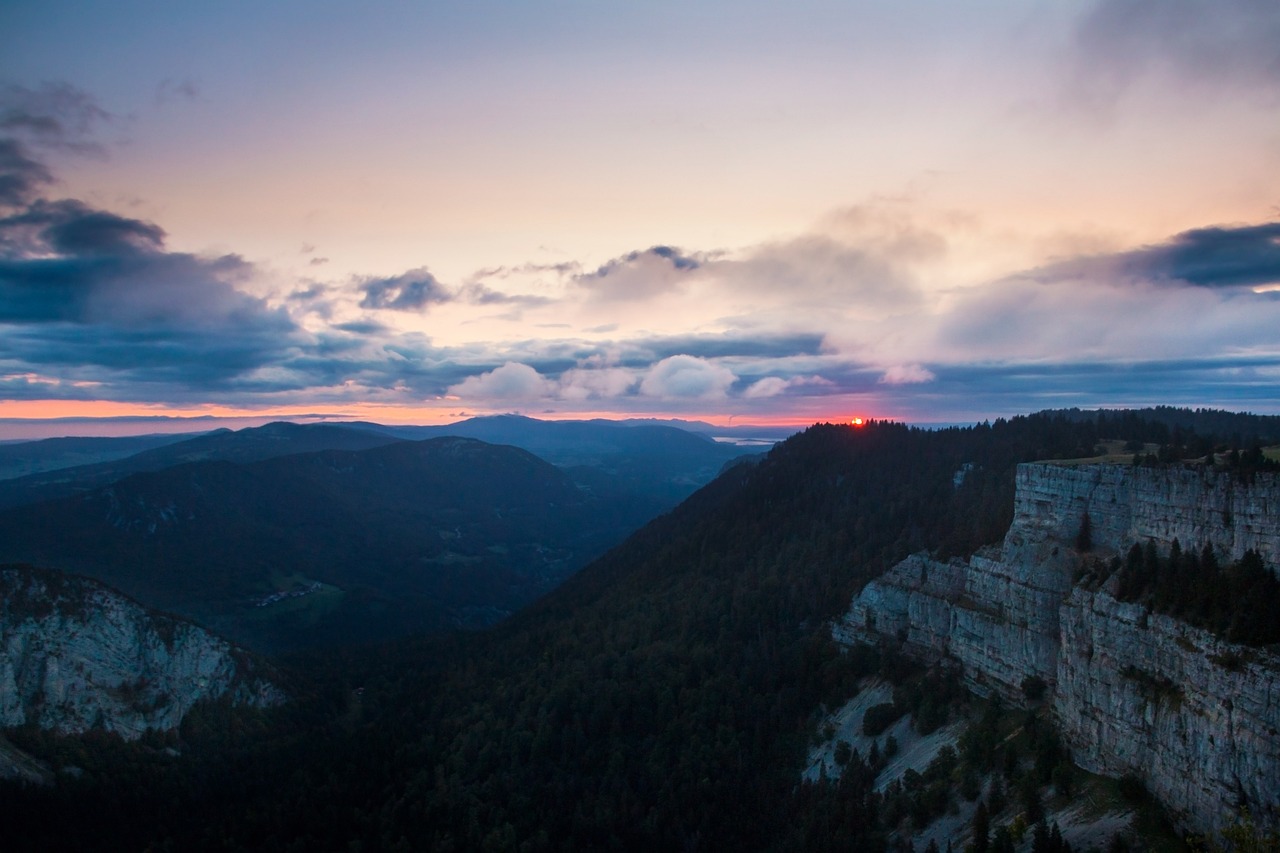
[0,432,193,480]
[0,422,401,509]
[0,415,770,510]
[0,417,766,652]
[0,437,657,651]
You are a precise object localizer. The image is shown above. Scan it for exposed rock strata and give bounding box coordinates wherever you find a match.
[1,566,281,739]
[1057,588,1280,833]
[1011,463,1280,566]
[835,463,1280,835]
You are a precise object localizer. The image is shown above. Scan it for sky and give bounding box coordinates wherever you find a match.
[2,0,1279,437]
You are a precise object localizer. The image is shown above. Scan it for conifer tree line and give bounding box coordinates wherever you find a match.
[1,408,1276,850]
[1110,541,1280,646]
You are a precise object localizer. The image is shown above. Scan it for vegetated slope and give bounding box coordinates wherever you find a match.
[1046,405,1280,448]
[349,414,762,505]
[0,437,653,652]
[1,415,1132,852]
[0,432,195,481]
[12,411,1251,852]
[0,422,402,510]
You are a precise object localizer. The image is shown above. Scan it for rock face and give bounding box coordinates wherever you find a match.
[1010,463,1280,566]
[836,463,1280,835]
[1,565,281,739]
[1057,588,1280,833]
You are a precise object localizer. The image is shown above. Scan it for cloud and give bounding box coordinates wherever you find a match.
[0,139,54,208]
[743,376,789,398]
[639,355,737,399]
[1071,0,1280,109]
[1027,221,1280,290]
[457,281,552,307]
[447,361,556,400]
[1,199,166,255]
[358,267,451,311]
[0,136,311,397]
[1,83,115,209]
[558,366,636,400]
[878,364,936,385]
[577,245,702,302]
[619,332,827,366]
[0,82,115,156]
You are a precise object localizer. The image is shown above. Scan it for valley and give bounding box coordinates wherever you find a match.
[1,409,1278,851]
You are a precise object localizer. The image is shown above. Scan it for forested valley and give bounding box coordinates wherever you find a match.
[3,410,1278,851]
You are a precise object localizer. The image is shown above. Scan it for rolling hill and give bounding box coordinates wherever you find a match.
[0,437,656,652]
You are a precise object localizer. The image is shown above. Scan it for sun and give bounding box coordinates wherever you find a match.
[851,417,865,427]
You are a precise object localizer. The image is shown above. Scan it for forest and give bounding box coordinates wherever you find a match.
[2,410,1276,851]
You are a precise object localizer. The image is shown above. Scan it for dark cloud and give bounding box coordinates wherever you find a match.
[358,267,451,311]
[1,84,114,209]
[354,268,551,313]
[0,139,53,207]
[333,320,389,335]
[585,245,701,277]
[0,191,307,396]
[914,354,1280,415]
[1073,0,1280,107]
[1032,221,1280,289]
[577,245,702,302]
[626,332,826,364]
[0,82,114,156]
[1,199,166,255]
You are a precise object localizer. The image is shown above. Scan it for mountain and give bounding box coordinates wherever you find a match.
[0,564,280,741]
[337,414,764,504]
[0,432,196,481]
[8,412,1275,850]
[0,437,658,652]
[0,422,402,511]
[839,461,1280,838]
[0,417,765,516]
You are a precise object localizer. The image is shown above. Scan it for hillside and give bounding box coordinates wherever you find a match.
[838,462,1280,839]
[4,412,1277,850]
[0,422,401,510]
[0,433,195,481]
[344,414,763,505]
[0,437,655,652]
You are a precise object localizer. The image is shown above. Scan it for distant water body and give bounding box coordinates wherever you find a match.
[711,436,780,447]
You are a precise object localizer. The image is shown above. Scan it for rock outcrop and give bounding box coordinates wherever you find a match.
[1010,463,1280,566]
[1,565,281,739]
[1057,588,1280,833]
[835,463,1280,835]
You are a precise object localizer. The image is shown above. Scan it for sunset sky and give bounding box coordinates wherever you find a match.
[2,1,1279,436]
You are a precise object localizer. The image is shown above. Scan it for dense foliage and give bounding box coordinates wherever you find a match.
[1047,406,1280,450]
[2,410,1269,850]
[0,438,663,652]
[1112,541,1280,646]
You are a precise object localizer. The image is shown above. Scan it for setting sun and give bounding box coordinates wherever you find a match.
[851,417,865,426]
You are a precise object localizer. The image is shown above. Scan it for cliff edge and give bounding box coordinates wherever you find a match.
[835,462,1280,836]
[1,565,282,741]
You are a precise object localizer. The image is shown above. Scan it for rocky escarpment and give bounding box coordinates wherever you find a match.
[1010,463,1280,566]
[835,463,1280,835]
[1,565,281,740]
[1057,587,1280,833]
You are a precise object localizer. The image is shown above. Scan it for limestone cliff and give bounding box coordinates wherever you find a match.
[1010,463,1280,566]
[1057,587,1280,833]
[835,462,1280,835]
[1,565,281,740]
